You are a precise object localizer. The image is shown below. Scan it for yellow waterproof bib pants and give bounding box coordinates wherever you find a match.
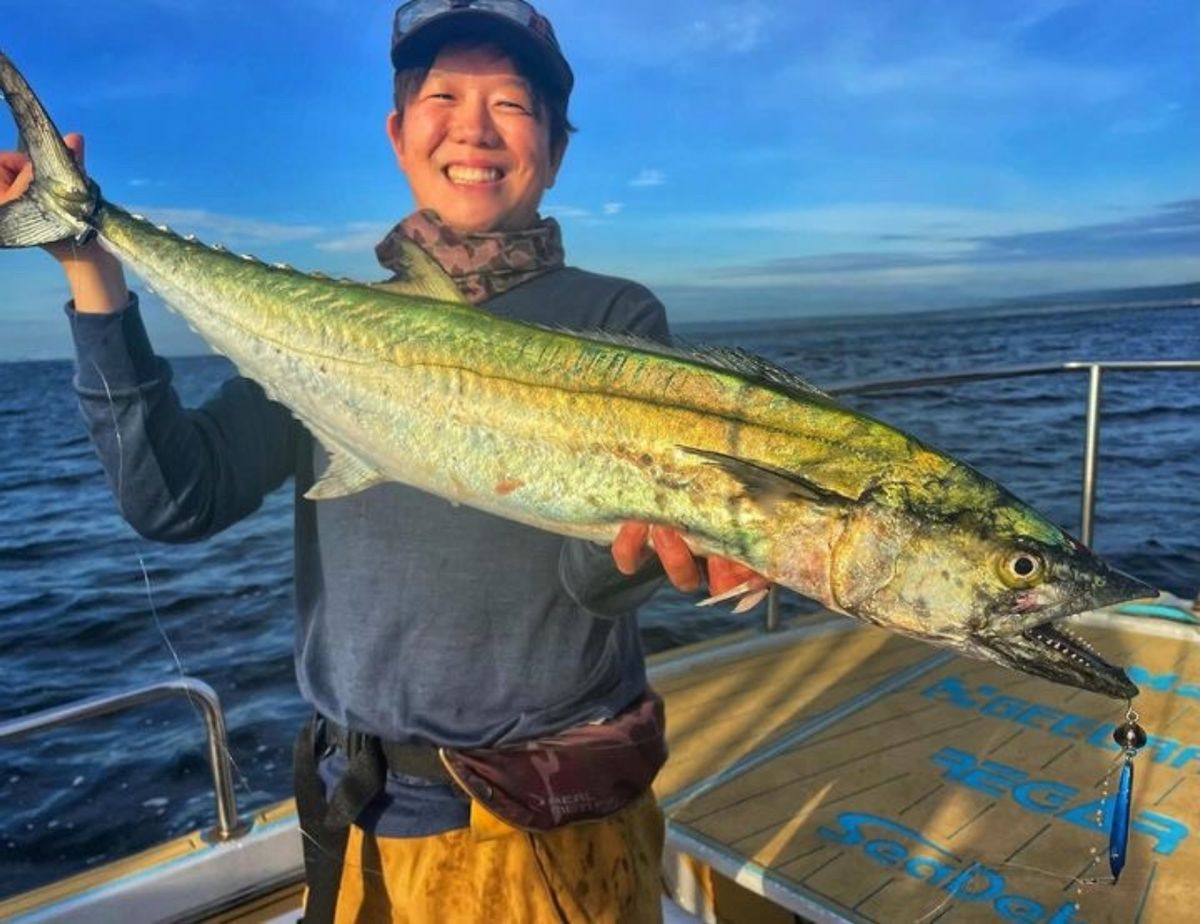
[325,790,665,923]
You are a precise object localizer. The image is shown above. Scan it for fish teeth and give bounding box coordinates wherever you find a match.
[1029,624,1094,666]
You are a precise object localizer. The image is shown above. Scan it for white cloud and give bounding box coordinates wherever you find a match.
[1109,102,1182,136]
[630,169,665,188]
[316,222,393,253]
[659,202,1086,244]
[127,206,323,245]
[545,204,592,220]
[830,51,1134,105]
[543,202,629,224]
[655,254,1200,322]
[684,2,767,55]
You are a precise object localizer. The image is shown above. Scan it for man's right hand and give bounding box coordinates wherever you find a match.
[0,148,34,203]
[1,133,129,312]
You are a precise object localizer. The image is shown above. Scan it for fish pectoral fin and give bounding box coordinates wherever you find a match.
[698,581,771,614]
[371,238,469,305]
[305,447,388,500]
[680,447,857,507]
[731,587,771,614]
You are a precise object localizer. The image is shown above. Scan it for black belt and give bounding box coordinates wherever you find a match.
[319,717,452,784]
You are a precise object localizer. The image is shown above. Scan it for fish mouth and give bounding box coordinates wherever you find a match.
[982,621,1139,700]
[980,567,1154,700]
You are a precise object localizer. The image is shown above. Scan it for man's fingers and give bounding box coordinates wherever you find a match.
[0,159,33,204]
[0,151,30,172]
[706,557,739,596]
[612,522,758,600]
[650,525,701,593]
[0,132,84,205]
[63,132,85,166]
[707,556,769,597]
[612,521,651,575]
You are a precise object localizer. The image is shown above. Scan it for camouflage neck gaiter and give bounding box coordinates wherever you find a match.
[374,209,565,305]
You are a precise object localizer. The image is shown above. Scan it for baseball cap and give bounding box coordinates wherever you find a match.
[391,0,574,98]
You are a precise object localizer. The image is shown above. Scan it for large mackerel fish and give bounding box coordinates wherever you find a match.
[0,51,1152,699]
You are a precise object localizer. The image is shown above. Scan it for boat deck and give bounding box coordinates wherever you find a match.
[655,600,1200,923]
[5,599,1199,923]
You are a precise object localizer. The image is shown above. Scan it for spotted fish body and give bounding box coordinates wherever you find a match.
[98,203,948,567]
[0,51,1154,699]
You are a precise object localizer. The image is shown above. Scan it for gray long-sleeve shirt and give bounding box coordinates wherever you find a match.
[69,266,671,835]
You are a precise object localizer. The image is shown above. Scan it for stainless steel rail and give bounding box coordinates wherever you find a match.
[0,677,248,842]
[762,359,1200,632]
[8,362,1197,818]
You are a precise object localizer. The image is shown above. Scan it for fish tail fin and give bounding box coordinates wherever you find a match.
[0,50,98,248]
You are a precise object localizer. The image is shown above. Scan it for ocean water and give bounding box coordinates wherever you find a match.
[0,302,1197,897]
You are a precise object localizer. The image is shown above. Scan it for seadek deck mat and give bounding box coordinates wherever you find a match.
[661,614,1200,924]
[652,620,945,802]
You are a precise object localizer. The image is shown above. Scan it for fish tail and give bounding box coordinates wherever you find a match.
[0,50,98,248]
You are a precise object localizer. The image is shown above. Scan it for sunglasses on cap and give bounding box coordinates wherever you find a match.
[394,0,552,38]
[392,0,572,95]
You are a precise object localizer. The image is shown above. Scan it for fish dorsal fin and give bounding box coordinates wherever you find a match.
[371,237,468,304]
[305,445,388,500]
[681,447,857,506]
[690,346,834,402]
[555,329,835,405]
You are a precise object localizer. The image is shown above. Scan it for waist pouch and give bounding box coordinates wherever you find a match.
[439,690,667,831]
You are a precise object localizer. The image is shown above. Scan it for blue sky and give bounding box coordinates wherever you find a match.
[2,0,1197,359]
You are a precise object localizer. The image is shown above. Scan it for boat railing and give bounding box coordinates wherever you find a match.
[0,676,248,842]
[4,361,1197,842]
[763,358,1200,631]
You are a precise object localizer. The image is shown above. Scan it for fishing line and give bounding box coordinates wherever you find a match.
[90,357,254,799]
[45,177,385,878]
[90,327,387,882]
[910,860,983,923]
[908,702,1150,922]
[908,834,1106,923]
[88,371,190,690]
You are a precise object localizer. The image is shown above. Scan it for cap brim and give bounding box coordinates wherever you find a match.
[391,10,573,97]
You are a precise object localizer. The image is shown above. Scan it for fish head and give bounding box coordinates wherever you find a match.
[824,477,1154,700]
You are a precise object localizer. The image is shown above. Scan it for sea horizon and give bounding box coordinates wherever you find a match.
[3,279,1197,366]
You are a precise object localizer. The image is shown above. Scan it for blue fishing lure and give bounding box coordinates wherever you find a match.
[1108,758,1133,881]
[1108,713,1147,884]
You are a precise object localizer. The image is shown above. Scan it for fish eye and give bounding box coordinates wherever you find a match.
[998,551,1045,588]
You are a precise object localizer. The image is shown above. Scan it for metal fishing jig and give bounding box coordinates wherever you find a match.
[1108,705,1147,883]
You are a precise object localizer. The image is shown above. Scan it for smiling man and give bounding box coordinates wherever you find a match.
[292,6,680,919]
[0,1,764,921]
[386,46,564,234]
[298,7,756,918]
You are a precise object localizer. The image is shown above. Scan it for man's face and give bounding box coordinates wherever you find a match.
[388,44,564,233]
